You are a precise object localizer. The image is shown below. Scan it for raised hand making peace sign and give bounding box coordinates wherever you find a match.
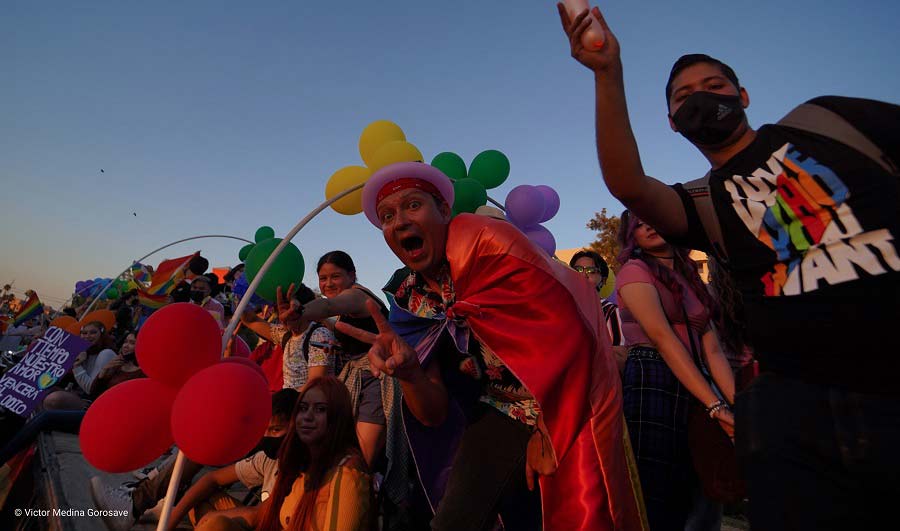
[334,299,421,380]
[275,283,304,330]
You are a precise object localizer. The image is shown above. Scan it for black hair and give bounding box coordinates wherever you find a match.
[293,283,316,305]
[189,255,209,275]
[62,307,77,318]
[569,250,609,278]
[665,53,740,106]
[316,251,356,276]
[271,388,299,420]
[224,264,245,283]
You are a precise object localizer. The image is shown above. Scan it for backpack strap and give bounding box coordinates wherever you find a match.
[684,173,730,264]
[777,103,899,175]
[301,322,325,362]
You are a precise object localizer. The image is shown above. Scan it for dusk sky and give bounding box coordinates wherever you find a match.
[3,0,898,307]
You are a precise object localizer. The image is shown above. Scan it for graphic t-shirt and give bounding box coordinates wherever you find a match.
[669,96,900,393]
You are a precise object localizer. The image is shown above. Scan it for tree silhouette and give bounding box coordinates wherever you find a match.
[586,208,622,273]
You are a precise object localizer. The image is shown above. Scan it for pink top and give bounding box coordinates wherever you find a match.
[616,259,710,352]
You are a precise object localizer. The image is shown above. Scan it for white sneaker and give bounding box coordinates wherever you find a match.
[89,476,136,531]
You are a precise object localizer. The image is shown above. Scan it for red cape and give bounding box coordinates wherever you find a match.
[445,214,646,531]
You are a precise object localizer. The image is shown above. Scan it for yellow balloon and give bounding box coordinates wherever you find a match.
[599,268,616,298]
[326,165,371,215]
[359,121,406,167]
[369,141,423,172]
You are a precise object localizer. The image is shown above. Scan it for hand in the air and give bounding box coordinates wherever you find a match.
[275,284,304,329]
[334,299,421,381]
[557,3,621,74]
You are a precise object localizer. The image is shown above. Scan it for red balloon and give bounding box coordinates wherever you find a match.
[222,357,267,383]
[171,362,271,466]
[136,303,222,387]
[80,379,177,473]
[222,331,251,358]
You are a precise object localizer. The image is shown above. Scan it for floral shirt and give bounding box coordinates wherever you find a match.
[271,322,334,390]
[392,265,540,426]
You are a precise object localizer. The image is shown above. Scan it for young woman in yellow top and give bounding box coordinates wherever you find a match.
[255,376,372,531]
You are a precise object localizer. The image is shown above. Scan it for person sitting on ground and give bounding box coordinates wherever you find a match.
[252,376,372,531]
[90,389,299,531]
[42,321,117,410]
[240,283,334,392]
[91,332,146,396]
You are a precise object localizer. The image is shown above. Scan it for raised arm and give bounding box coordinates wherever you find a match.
[558,4,688,237]
[335,300,448,427]
[239,310,273,343]
[301,288,371,322]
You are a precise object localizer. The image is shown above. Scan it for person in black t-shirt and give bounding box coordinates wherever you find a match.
[559,5,899,530]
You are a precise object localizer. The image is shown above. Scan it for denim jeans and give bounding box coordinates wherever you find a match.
[430,404,542,531]
[735,372,900,530]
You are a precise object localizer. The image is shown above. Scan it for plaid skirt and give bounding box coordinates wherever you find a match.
[622,346,695,531]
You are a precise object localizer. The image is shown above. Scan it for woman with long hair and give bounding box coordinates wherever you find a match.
[615,210,735,531]
[255,376,372,531]
[42,320,118,410]
[92,331,146,395]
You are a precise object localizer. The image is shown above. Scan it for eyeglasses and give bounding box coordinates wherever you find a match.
[573,266,601,275]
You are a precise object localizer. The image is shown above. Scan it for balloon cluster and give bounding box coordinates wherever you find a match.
[74,277,136,301]
[504,185,561,256]
[79,303,270,472]
[238,226,305,302]
[430,150,510,215]
[325,120,424,216]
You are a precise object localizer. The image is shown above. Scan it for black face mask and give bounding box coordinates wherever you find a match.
[258,435,284,459]
[671,91,745,146]
[189,290,206,303]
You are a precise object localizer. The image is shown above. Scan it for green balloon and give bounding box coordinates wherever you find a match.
[468,150,510,189]
[431,152,467,181]
[244,238,305,302]
[452,178,488,216]
[254,226,276,243]
[106,287,119,299]
[239,244,255,262]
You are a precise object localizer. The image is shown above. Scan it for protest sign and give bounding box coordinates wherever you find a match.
[0,326,90,416]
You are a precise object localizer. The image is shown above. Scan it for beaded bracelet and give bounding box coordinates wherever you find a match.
[705,400,729,418]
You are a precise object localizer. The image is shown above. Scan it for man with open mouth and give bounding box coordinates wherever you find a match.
[335,161,647,530]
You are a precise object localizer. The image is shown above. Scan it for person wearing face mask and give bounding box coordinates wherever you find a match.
[253,376,372,531]
[190,275,225,328]
[560,6,900,530]
[90,389,298,531]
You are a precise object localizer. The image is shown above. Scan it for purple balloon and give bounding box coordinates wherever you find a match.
[523,224,556,256]
[505,185,545,228]
[535,185,560,223]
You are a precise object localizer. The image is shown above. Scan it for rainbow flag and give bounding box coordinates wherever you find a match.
[13,291,43,326]
[137,289,168,312]
[130,262,152,284]
[147,252,198,296]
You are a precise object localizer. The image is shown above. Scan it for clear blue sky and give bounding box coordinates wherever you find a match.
[3,0,898,307]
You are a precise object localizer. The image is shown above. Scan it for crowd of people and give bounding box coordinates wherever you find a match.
[1,4,896,531]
